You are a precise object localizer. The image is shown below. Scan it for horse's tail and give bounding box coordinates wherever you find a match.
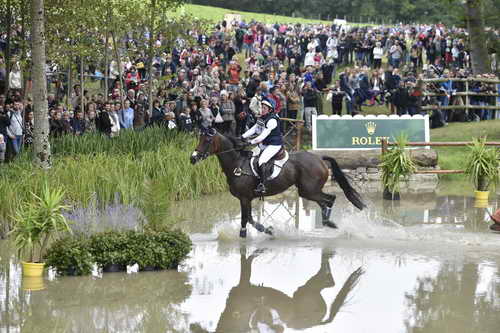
[322,156,366,210]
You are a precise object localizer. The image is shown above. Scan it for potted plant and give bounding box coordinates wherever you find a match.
[45,236,94,276]
[464,137,500,201]
[89,231,128,272]
[10,184,71,277]
[380,134,416,200]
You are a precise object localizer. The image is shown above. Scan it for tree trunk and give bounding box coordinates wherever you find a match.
[21,0,29,96]
[147,0,157,119]
[31,0,51,169]
[4,0,12,93]
[67,63,72,109]
[466,0,490,74]
[111,30,125,108]
[80,56,84,112]
[104,29,109,96]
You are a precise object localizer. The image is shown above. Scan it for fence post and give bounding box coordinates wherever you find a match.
[465,79,469,116]
[381,138,388,155]
[295,122,303,151]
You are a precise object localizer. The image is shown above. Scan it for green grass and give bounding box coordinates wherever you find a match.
[172,4,374,26]
[0,128,226,234]
[173,4,330,24]
[430,120,500,180]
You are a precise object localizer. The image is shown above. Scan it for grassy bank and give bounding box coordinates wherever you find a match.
[0,128,226,233]
[430,120,500,180]
[173,4,330,24]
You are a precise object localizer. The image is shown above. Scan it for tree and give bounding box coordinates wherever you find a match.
[465,0,491,74]
[31,0,51,169]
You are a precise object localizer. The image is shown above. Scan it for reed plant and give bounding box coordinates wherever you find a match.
[0,128,227,232]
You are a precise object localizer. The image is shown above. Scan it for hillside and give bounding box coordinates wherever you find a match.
[173,4,331,24]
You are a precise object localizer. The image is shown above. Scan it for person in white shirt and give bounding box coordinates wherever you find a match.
[373,42,384,69]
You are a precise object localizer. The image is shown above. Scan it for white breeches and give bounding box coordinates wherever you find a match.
[252,144,282,166]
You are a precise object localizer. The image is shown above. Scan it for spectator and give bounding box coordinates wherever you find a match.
[119,100,134,129]
[71,110,86,136]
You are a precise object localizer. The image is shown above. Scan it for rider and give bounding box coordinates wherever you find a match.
[241,98,283,195]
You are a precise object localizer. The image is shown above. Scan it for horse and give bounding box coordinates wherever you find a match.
[189,245,365,332]
[190,128,365,238]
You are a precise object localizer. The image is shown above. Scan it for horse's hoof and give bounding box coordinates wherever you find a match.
[264,226,274,236]
[254,223,265,233]
[323,221,338,229]
[490,224,500,232]
[239,228,247,238]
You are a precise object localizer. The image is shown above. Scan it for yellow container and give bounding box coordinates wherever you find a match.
[22,276,45,291]
[474,199,489,209]
[475,190,489,201]
[22,262,45,277]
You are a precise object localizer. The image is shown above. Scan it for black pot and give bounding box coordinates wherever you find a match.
[103,263,126,273]
[383,188,400,200]
[65,266,79,276]
[141,266,162,272]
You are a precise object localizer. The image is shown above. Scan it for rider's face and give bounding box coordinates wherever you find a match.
[260,104,271,116]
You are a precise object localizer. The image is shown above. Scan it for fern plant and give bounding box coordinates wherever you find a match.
[380,134,417,196]
[464,137,500,191]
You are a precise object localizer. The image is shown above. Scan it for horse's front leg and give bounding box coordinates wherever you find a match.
[240,198,251,238]
[247,201,274,236]
[240,198,273,237]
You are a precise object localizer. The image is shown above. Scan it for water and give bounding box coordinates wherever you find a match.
[1,180,500,333]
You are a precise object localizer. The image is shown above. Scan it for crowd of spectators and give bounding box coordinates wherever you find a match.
[1,20,499,163]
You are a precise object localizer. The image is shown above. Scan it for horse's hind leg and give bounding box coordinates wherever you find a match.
[299,190,337,229]
[322,193,337,226]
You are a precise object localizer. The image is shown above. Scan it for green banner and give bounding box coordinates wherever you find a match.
[312,115,429,150]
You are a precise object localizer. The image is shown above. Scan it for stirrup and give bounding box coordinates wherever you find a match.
[255,183,266,194]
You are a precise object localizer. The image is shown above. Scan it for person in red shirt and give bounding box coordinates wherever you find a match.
[228,60,242,93]
[269,86,282,115]
[125,66,141,91]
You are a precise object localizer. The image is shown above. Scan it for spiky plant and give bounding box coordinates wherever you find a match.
[380,134,417,195]
[464,137,500,191]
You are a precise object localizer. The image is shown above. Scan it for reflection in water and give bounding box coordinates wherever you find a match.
[0,244,192,333]
[405,261,500,333]
[190,246,364,332]
[2,181,500,333]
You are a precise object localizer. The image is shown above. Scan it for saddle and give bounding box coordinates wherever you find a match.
[250,148,289,181]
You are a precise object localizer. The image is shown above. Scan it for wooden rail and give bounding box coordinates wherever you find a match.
[421,77,500,113]
[381,139,500,175]
[421,105,500,110]
[281,118,304,151]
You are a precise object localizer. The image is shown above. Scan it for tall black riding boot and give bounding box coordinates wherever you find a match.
[255,165,267,195]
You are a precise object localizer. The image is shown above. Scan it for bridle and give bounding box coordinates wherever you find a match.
[196,129,240,160]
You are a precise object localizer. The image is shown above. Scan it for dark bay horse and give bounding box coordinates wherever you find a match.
[189,245,365,332]
[190,129,365,238]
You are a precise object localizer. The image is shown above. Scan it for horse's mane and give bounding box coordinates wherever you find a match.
[221,133,248,157]
[224,134,240,147]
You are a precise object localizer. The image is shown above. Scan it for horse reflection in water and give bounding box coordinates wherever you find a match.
[191,246,365,333]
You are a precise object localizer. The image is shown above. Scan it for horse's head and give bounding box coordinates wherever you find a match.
[190,127,219,165]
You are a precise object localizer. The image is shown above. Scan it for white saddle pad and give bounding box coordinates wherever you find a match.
[250,151,289,180]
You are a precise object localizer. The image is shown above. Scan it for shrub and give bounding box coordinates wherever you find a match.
[146,228,192,270]
[84,229,192,272]
[88,231,130,268]
[44,236,93,276]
